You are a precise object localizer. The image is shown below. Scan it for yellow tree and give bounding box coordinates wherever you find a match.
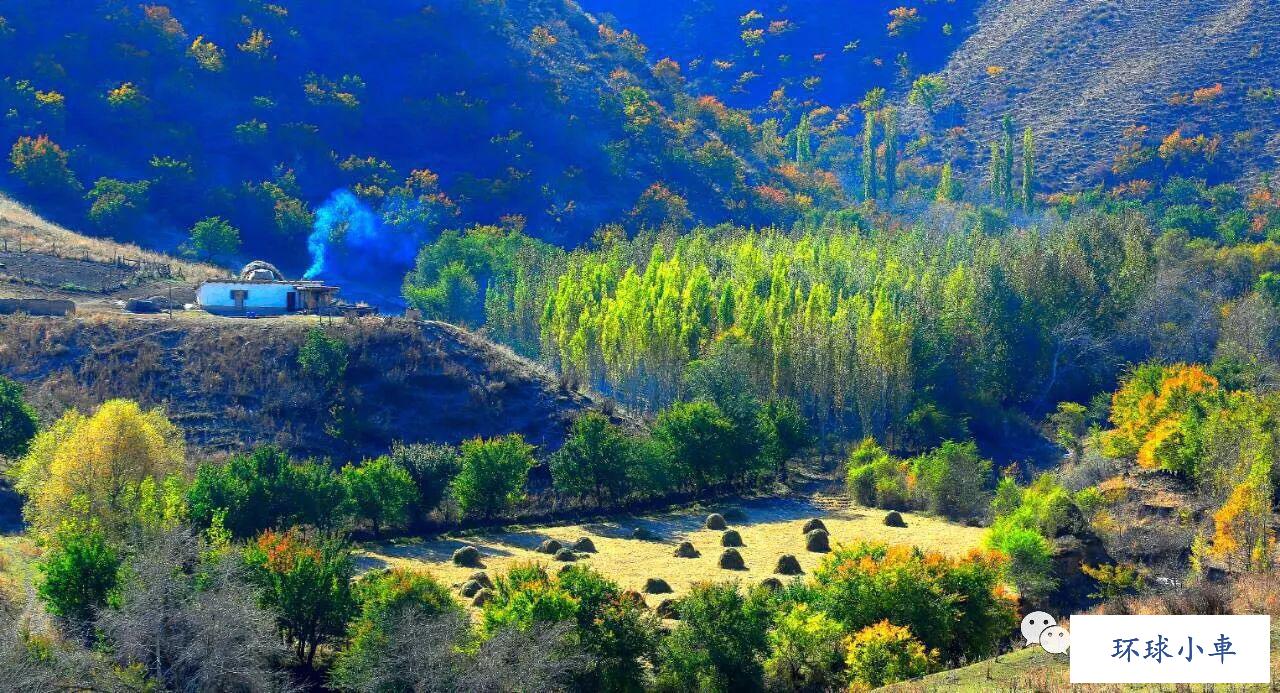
[11,399,185,540]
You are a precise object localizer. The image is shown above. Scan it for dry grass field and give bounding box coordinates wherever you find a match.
[359,496,988,608]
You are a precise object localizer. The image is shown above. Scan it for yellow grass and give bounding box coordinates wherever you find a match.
[0,194,225,282]
[359,498,987,609]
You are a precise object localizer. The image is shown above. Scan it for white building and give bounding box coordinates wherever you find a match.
[197,261,338,316]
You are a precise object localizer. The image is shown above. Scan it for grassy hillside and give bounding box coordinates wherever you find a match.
[926,0,1280,189]
[0,314,622,461]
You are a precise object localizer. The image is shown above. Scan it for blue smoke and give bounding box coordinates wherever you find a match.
[303,189,421,281]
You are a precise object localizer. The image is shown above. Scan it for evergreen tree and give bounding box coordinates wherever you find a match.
[882,107,898,203]
[1022,127,1035,213]
[861,112,877,202]
[935,161,957,202]
[988,140,1004,203]
[1001,116,1016,205]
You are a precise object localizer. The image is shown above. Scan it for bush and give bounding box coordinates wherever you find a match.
[188,216,241,261]
[451,434,536,520]
[36,524,121,624]
[654,582,774,692]
[986,523,1057,602]
[557,565,661,692]
[763,603,844,691]
[331,568,460,689]
[340,455,417,537]
[297,327,348,389]
[909,440,992,521]
[810,542,1015,663]
[844,620,933,690]
[0,376,38,459]
[844,438,909,510]
[481,562,579,633]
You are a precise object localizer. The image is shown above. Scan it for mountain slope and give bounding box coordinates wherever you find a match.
[0,0,826,280]
[931,0,1280,188]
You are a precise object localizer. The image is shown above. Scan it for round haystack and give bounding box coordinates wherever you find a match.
[718,548,746,570]
[452,545,482,567]
[774,554,803,575]
[632,527,659,541]
[460,580,482,598]
[884,511,907,528]
[805,529,830,553]
[673,541,700,558]
[760,577,784,591]
[656,599,680,620]
[536,538,563,554]
[471,588,493,607]
[553,548,577,562]
[572,537,597,553]
[705,513,727,530]
[643,578,673,594]
[469,571,493,589]
[801,518,827,534]
[721,529,744,547]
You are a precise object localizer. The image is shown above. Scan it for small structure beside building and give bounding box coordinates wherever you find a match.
[197,261,339,317]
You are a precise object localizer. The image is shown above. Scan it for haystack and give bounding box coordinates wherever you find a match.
[805,529,830,553]
[452,545,482,567]
[774,554,803,575]
[705,513,727,530]
[718,548,746,570]
[673,541,700,558]
[720,530,744,547]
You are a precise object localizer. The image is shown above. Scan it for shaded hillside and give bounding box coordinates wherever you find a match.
[928,0,1280,189]
[583,0,979,113]
[0,314,625,461]
[0,0,833,281]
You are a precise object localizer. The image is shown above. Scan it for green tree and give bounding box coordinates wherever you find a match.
[908,74,946,114]
[1048,401,1089,461]
[550,413,634,505]
[0,375,38,459]
[298,327,348,388]
[187,447,348,538]
[341,456,416,537]
[558,565,660,692]
[1001,116,1016,205]
[244,528,356,668]
[387,442,459,527]
[763,603,844,692]
[911,440,993,521]
[451,434,535,519]
[188,216,241,261]
[844,620,932,689]
[860,111,878,202]
[758,399,811,482]
[653,401,738,493]
[655,582,773,692]
[37,524,121,624]
[86,177,150,230]
[882,107,899,203]
[935,161,958,202]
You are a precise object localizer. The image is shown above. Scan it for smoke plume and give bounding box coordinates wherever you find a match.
[303,189,421,281]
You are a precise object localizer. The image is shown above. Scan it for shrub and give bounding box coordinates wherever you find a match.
[481,562,579,633]
[187,216,240,261]
[451,434,536,520]
[763,603,844,691]
[654,582,773,692]
[332,568,460,689]
[844,620,933,690]
[0,375,38,459]
[297,327,348,389]
[340,455,416,537]
[36,524,121,624]
[909,440,992,521]
[985,523,1057,602]
[557,565,661,692]
[844,438,908,509]
[810,542,1016,662]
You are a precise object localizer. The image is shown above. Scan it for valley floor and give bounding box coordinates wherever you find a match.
[357,494,987,609]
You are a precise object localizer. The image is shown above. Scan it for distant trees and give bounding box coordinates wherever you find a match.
[0,376,37,459]
[86,177,150,230]
[452,434,536,519]
[187,446,347,538]
[908,74,946,114]
[8,135,80,198]
[549,413,634,505]
[188,216,241,261]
